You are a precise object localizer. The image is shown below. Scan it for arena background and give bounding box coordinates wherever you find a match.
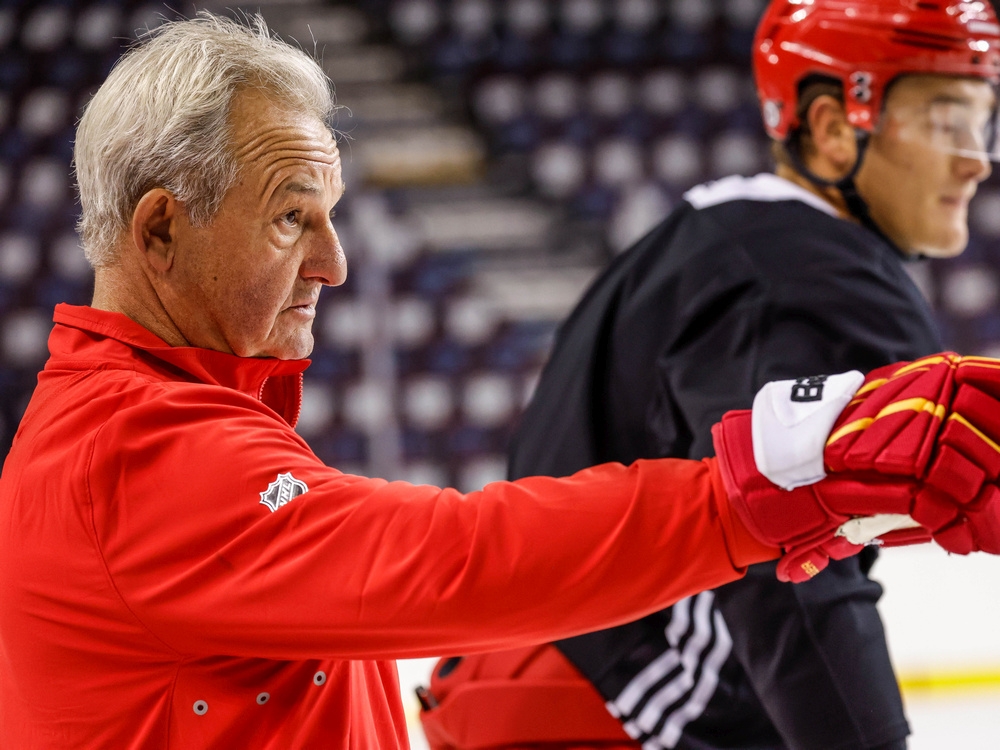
[0,0,997,746]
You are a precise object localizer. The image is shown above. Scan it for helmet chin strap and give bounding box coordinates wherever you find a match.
[785,129,893,243]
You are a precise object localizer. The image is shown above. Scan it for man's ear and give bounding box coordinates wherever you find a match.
[802,94,859,180]
[131,189,178,274]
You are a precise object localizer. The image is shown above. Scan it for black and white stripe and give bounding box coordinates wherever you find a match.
[605,591,732,749]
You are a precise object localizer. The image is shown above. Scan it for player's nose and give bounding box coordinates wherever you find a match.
[956,149,992,183]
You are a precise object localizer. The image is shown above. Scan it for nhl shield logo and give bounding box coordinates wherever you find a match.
[259,472,309,512]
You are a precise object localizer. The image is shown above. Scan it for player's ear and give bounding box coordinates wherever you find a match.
[130,188,177,274]
[804,94,858,180]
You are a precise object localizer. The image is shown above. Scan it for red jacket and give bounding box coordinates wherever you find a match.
[0,304,771,748]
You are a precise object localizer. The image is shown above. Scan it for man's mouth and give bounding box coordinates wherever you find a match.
[285,299,318,317]
[940,194,970,210]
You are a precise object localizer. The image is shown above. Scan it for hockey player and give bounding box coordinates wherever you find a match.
[420,2,1000,749]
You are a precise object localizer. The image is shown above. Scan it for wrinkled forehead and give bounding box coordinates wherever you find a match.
[227,89,342,191]
[230,89,337,153]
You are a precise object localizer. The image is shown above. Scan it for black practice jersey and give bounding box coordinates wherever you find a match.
[508,174,942,750]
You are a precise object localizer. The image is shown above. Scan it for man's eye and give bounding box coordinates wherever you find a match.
[281,211,299,226]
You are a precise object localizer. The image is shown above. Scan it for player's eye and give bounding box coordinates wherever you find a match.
[281,210,299,227]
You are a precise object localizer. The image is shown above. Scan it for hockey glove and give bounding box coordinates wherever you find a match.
[714,357,1000,581]
[824,353,1000,554]
[712,390,922,583]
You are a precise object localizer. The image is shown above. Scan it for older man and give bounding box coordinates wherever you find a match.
[0,12,997,749]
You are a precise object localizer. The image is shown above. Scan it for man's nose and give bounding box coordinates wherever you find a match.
[957,149,993,183]
[304,222,347,287]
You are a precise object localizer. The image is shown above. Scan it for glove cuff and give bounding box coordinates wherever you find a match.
[712,412,777,544]
[751,369,864,489]
[707,454,780,570]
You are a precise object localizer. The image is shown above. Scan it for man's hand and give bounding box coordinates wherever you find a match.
[712,353,1000,582]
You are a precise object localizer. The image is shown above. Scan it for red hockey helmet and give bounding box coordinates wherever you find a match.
[753,0,1000,141]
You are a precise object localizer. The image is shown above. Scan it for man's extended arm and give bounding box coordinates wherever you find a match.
[83,387,769,662]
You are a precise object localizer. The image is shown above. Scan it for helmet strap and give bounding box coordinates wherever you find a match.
[785,129,896,244]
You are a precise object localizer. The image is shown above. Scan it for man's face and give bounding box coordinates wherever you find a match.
[168,89,346,359]
[855,74,995,258]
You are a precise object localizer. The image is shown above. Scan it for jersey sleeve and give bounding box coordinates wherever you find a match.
[84,385,760,662]
[652,235,934,460]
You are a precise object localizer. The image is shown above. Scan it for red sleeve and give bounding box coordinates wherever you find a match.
[87,386,776,660]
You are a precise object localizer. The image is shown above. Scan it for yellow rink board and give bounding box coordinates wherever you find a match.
[900,667,1000,694]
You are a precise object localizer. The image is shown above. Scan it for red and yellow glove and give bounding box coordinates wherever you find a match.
[712,407,921,583]
[825,353,1000,554]
[712,353,1000,582]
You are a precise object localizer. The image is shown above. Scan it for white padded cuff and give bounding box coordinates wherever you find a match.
[751,370,865,490]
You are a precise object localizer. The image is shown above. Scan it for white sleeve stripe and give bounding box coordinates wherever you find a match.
[610,592,734,748]
[658,610,734,748]
[609,596,692,716]
[630,593,717,735]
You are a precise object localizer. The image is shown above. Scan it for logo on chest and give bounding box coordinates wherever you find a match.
[259,472,309,512]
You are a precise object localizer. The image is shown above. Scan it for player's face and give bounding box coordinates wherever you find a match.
[855,75,995,258]
[169,89,346,359]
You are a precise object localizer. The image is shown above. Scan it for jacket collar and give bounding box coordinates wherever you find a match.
[49,304,309,427]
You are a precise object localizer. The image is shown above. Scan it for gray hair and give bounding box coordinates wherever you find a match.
[74,12,336,268]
